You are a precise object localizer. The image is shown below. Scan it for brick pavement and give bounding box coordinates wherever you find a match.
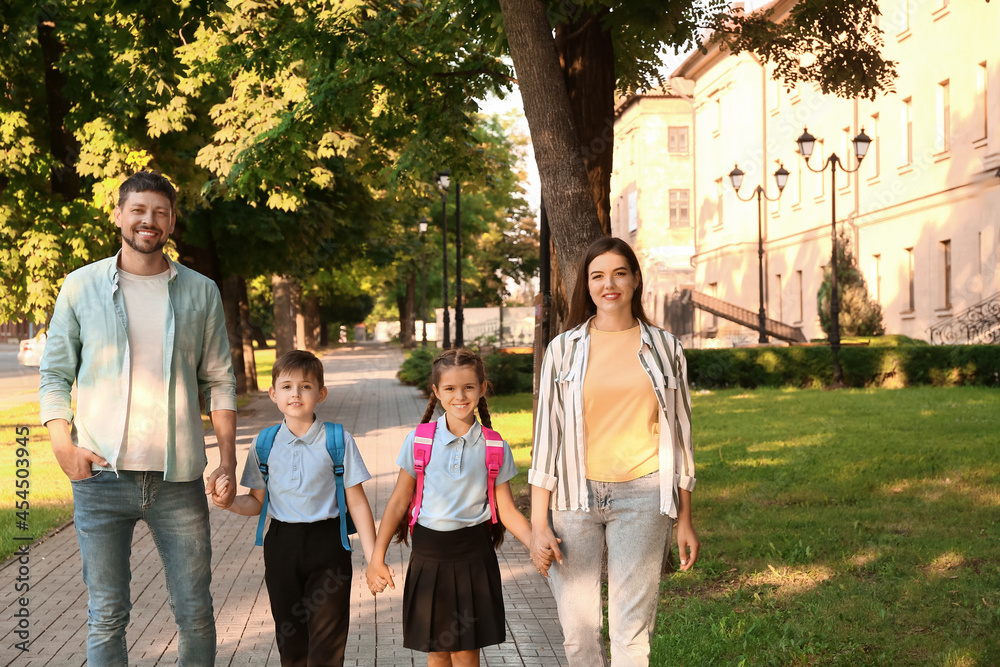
[0,344,566,666]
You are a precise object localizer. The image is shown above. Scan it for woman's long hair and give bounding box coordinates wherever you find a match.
[394,348,506,549]
[565,236,653,330]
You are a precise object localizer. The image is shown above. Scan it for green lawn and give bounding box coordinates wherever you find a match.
[653,386,1000,666]
[489,393,534,503]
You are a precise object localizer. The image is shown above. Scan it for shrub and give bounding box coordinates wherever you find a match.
[398,348,434,394]
[686,344,1000,389]
[485,351,534,396]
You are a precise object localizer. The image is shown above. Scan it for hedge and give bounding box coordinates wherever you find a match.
[685,344,1000,389]
[398,349,534,396]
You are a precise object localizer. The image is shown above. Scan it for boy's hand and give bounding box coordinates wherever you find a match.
[365,561,395,596]
[208,473,232,509]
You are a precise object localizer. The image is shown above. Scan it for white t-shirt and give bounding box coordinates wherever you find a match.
[118,268,170,471]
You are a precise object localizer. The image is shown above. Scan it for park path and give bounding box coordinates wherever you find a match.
[0,344,566,666]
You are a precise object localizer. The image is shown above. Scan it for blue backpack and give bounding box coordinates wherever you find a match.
[254,422,357,551]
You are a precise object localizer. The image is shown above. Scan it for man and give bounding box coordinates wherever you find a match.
[39,170,237,666]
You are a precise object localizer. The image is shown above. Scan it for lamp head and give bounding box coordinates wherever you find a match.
[435,169,451,192]
[728,164,745,191]
[418,217,429,235]
[796,127,816,159]
[774,164,790,191]
[853,128,871,161]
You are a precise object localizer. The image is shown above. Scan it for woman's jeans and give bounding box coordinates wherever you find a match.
[549,472,672,667]
[71,470,216,666]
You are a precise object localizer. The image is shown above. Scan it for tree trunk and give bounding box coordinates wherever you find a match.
[303,294,321,351]
[498,0,604,299]
[221,274,248,394]
[237,276,258,393]
[37,17,80,201]
[272,275,294,358]
[397,269,417,349]
[290,281,305,351]
[555,10,615,236]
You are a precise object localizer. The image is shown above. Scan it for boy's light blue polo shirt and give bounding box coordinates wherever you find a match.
[397,414,517,532]
[241,418,371,523]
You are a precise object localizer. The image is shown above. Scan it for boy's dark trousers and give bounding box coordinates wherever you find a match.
[263,517,353,667]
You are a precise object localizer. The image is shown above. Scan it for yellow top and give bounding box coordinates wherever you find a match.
[582,325,659,482]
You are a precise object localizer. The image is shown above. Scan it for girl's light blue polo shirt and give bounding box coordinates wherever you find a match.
[241,418,371,523]
[397,414,517,532]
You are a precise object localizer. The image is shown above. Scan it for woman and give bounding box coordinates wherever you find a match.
[529,237,699,666]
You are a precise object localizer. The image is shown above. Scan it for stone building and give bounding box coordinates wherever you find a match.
[618,0,1000,346]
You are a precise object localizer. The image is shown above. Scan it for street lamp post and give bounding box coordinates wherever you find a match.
[419,217,429,347]
[436,170,451,349]
[796,126,871,386]
[729,163,790,344]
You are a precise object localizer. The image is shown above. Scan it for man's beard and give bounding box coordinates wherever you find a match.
[123,228,167,254]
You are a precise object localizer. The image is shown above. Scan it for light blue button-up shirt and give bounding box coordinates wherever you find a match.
[241,418,371,523]
[397,415,517,532]
[39,252,237,482]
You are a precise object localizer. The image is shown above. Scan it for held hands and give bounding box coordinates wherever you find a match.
[365,561,395,596]
[530,523,563,577]
[206,466,237,509]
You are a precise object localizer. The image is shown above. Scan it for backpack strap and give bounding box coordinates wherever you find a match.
[481,426,504,525]
[254,424,282,547]
[324,423,353,552]
[408,422,436,534]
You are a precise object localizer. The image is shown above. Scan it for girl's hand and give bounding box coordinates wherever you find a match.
[365,561,395,595]
[530,523,562,577]
[676,519,700,571]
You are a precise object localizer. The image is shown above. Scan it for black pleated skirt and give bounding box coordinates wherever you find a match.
[402,522,506,652]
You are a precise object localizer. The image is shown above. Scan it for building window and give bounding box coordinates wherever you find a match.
[870,113,881,178]
[796,270,804,323]
[901,97,913,166]
[941,240,952,309]
[905,247,915,311]
[814,139,825,199]
[668,127,689,153]
[708,282,719,330]
[669,189,690,227]
[976,62,988,140]
[935,80,950,153]
[715,178,724,228]
[775,273,783,322]
[627,190,638,233]
[873,254,882,303]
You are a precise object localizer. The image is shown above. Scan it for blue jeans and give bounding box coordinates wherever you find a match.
[548,472,672,667]
[71,470,216,666]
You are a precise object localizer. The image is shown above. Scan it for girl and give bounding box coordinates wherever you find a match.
[366,348,531,667]
[530,237,699,665]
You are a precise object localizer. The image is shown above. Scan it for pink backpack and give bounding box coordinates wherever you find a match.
[407,421,505,534]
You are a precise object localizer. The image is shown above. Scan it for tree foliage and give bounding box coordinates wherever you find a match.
[818,228,885,338]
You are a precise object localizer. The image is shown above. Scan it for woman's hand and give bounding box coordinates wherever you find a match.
[676,518,700,571]
[530,523,562,577]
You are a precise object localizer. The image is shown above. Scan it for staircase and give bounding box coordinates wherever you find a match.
[928,292,1000,345]
[685,290,807,343]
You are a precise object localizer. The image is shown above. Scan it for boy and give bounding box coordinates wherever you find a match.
[215,350,376,666]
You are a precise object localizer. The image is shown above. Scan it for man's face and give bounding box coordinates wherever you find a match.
[114,190,175,256]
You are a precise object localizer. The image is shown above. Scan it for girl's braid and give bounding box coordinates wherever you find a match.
[420,393,437,423]
[477,396,492,429]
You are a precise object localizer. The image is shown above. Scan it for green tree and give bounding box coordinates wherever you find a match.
[818,228,885,338]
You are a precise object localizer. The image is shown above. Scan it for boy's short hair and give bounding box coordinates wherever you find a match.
[118,170,177,212]
[271,350,325,387]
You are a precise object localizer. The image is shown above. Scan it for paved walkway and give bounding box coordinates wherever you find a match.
[0,344,566,666]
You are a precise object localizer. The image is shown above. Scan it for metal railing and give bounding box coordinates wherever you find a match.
[928,292,1000,345]
[686,290,807,343]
